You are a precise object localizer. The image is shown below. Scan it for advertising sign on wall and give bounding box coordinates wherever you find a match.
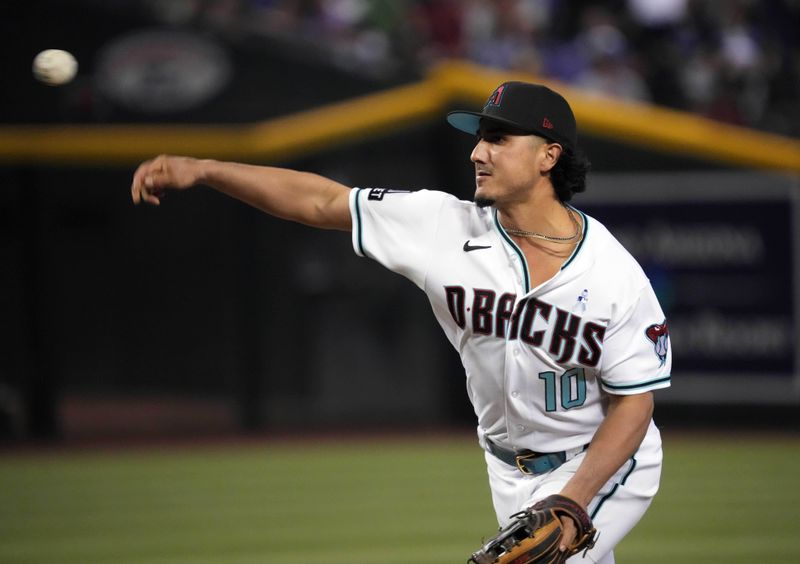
[578,171,799,403]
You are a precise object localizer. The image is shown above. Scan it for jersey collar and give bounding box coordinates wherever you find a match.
[561,206,588,270]
[492,206,590,294]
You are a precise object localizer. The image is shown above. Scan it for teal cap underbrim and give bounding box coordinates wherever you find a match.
[446,110,541,137]
[446,111,482,135]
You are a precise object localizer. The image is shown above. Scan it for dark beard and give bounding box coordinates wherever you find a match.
[474,197,495,208]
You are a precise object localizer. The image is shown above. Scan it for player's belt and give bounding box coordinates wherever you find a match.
[487,440,589,476]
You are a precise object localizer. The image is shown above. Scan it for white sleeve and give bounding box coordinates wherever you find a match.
[349,188,448,289]
[598,283,672,395]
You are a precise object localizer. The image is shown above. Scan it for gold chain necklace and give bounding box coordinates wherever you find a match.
[503,208,581,244]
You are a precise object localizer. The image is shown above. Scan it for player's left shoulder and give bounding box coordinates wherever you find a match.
[580,212,649,278]
[565,211,655,314]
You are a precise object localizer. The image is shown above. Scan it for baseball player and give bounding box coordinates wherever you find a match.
[131,81,671,563]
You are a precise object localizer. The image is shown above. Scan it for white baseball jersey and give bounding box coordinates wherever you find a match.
[349,187,671,455]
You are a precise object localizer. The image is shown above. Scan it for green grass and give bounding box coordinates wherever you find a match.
[616,436,800,564]
[1,433,798,563]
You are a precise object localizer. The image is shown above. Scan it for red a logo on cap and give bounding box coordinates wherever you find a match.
[485,85,506,107]
[542,117,554,129]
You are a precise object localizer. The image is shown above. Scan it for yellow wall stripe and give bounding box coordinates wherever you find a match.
[1,60,798,173]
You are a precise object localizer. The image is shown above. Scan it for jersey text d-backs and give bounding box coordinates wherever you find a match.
[350,188,671,453]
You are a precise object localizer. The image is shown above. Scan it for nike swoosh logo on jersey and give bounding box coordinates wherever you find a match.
[463,240,492,252]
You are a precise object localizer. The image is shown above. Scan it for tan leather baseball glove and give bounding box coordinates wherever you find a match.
[467,494,597,564]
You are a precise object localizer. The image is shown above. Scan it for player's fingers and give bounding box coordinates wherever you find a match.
[559,516,577,552]
[141,191,161,206]
[138,159,172,205]
[144,167,169,190]
[132,175,152,205]
[131,157,160,205]
[132,155,183,206]
[131,165,146,205]
[141,182,163,206]
[131,180,140,205]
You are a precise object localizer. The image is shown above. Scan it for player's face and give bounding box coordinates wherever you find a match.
[471,122,550,208]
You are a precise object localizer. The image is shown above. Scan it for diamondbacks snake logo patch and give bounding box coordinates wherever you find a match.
[645,321,669,366]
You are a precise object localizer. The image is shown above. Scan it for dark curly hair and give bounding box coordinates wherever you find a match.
[549,147,591,202]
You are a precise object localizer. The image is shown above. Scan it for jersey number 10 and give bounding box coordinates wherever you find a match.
[539,368,587,411]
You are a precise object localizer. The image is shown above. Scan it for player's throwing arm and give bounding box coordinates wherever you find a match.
[131,155,352,230]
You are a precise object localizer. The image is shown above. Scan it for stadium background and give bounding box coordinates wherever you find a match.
[1,1,799,562]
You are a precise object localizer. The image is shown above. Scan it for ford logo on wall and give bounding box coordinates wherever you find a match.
[96,29,232,114]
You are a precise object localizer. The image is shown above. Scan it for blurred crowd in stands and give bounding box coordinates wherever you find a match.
[145,0,800,137]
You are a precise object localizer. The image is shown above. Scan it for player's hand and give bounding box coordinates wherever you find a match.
[559,514,578,554]
[131,154,205,206]
[556,487,592,554]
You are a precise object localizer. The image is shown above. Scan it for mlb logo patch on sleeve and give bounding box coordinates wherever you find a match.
[367,188,411,201]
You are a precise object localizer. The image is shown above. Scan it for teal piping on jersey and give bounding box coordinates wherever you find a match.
[493,210,531,293]
[354,188,366,257]
[560,206,588,270]
[590,456,637,520]
[601,375,671,391]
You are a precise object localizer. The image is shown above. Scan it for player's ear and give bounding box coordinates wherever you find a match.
[540,143,563,173]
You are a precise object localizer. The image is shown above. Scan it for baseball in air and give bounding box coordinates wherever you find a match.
[33,49,78,86]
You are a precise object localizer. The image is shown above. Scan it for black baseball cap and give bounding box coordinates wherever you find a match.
[447,81,577,151]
